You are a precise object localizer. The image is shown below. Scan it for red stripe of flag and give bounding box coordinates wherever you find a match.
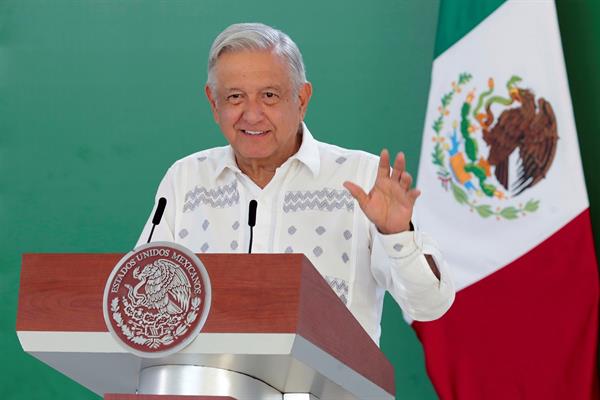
[414,209,600,399]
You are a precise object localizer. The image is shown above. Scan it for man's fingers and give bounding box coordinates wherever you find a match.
[399,171,413,190]
[343,181,369,208]
[391,152,406,181]
[408,188,421,203]
[377,149,390,179]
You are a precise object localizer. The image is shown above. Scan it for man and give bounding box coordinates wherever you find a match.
[138,22,454,345]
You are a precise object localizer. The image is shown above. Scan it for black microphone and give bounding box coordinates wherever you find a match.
[248,200,258,253]
[147,197,167,243]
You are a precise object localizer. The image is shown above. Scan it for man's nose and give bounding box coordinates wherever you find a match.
[241,99,265,125]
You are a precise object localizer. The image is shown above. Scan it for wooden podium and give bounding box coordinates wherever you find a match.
[17,253,395,400]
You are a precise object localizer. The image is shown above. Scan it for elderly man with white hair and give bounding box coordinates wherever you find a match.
[138,22,454,345]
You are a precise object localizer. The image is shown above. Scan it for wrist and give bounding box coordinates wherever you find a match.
[376,220,413,235]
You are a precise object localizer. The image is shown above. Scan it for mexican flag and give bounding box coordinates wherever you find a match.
[413,0,600,398]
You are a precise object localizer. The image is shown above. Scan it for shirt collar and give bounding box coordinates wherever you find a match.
[214,145,240,179]
[213,122,321,179]
[292,122,321,177]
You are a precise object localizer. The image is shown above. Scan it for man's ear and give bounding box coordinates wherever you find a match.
[298,82,313,120]
[205,84,219,123]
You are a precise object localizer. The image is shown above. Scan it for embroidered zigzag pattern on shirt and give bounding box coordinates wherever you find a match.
[325,276,349,305]
[283,188,354,212]
[183,181,239,211]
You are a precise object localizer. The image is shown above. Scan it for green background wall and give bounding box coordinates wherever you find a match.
[0,1,598,399]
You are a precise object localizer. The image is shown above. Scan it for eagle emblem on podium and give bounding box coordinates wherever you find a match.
[103,242,211,358]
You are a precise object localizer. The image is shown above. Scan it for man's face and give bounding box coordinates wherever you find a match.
[205,50,312,169]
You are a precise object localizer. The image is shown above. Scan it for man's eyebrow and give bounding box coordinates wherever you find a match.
[223,86,283,93]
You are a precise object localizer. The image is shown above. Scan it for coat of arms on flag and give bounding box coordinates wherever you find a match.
[430,73,558,220]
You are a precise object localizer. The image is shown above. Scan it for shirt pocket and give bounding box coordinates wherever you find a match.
[176,181,243,253]
[280,187,355,305]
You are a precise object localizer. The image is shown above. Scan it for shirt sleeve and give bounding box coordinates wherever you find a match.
[135,166,177,247]
[369,222,455,321]
[360,153,455,322]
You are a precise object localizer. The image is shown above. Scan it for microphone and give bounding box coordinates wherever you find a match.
[248,200,257,227]
[248,200,258,253]
[147,197,167,243]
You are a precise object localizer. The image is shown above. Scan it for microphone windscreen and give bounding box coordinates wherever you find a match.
[152,197,167,225]
[248,200,258,227]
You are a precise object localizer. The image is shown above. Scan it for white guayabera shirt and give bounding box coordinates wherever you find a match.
[137,124,455,345]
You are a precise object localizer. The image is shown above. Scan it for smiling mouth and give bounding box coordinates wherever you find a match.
[241,129,269,136]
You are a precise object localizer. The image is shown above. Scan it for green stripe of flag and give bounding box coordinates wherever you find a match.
[434,0,507,58]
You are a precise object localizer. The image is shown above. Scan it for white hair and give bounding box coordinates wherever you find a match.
[207,23,307,93]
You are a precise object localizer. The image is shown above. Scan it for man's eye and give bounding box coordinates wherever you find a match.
[227,94,243,104]
[263,92,279,103]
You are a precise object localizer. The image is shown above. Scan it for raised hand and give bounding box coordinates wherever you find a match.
[343,149,420,234]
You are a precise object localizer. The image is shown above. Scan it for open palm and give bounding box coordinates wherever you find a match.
[343,149,420,234]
